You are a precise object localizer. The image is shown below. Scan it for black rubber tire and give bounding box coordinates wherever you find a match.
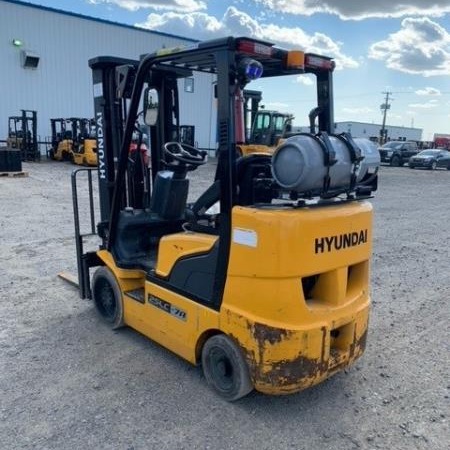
[430,161,437,170]
[409,164,414,169]
[447,165,450,171]
[390,155,401,167]
[92,266,124,329]
[201,334,253,401]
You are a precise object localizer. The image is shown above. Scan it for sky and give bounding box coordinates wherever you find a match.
[20,0,450,140]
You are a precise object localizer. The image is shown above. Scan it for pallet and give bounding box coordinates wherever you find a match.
[0,171,29,178]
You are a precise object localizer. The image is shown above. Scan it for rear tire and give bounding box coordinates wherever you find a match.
[92,267,124,329]
[430,161,437,170]
[201,334,253,401]
[390,155,401,167]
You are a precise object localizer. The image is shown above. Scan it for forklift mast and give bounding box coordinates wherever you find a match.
[88,57,187,228]
[243,89,262,140]
[89,57,137,224]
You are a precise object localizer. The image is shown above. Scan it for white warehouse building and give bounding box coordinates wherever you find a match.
[0,0,216,152]
[295,121,422,142]
[334,121,423,142]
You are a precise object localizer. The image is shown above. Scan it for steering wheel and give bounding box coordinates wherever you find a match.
[163,142,207,167]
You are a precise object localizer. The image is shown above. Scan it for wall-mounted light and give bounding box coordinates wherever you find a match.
[12,39,23,47]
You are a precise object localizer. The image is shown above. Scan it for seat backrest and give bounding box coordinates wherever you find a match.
[236,154,273,205]
[150,171,189,220]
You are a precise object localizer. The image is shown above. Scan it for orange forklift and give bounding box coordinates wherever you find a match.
[72,37,379,400]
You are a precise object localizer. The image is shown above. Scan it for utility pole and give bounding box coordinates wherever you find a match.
[380,91,392,145]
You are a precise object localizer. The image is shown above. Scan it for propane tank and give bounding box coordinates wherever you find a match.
[271,134,379,194]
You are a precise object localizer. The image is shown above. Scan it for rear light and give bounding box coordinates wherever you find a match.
[237,40,273,57]
[286,50,305,70]
[305,54,334,70]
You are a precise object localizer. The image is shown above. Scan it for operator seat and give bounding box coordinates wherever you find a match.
[188,154,274,225]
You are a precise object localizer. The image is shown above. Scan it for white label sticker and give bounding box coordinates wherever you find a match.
[233,228,257,248]
[93,83,103,98]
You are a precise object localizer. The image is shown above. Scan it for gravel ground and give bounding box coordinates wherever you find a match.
[0,161,449,450]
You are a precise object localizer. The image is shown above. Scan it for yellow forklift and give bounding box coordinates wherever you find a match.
[71,118,97,166]
[49,118,97,165]
[72,37,379,400]
[7,110,39,161]
[48,118,73,161]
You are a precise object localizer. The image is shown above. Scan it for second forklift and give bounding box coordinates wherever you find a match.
[237,89,293,157]
[49,118,97,165]
[7,110,39,161]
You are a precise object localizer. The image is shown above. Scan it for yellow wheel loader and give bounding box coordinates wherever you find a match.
[236,89,293,157]
[72,37,379,401]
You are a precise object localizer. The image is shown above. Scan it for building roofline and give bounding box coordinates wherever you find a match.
[1,0,198,43]
[336,120,422,131]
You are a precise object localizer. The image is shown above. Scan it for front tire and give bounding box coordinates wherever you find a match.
[92,266,124,329]
[430,161,437,170]
[201,334,253,401]
[390,155,401,167]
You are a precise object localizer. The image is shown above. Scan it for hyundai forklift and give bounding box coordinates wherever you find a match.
[73,36,379,401]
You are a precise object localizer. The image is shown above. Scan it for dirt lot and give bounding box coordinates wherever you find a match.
[0,161,449,450]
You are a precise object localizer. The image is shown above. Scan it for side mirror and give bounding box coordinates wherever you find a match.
[144,88,159,126]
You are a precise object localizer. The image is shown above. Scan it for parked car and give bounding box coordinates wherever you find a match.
[408,149,450,170]
[378,141,419,166]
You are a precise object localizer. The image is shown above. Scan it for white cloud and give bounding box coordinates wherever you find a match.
[88,0,206,12]
[408,100,439,108]
[136,6,358,69]
[255,1,450,20]
[295,75,314,85]
[369,17,450,76]
[415,87,442,96]
[342,107,374,114]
